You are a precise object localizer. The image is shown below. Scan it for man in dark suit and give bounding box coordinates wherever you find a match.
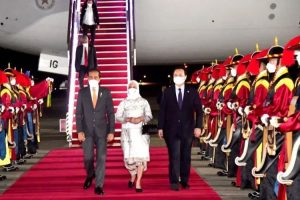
[80,0,100,45]
[158,67,202,191]
[75,35,98,89]
[76,69,115,195]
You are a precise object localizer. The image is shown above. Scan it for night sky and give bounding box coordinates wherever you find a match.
[0,47,67,89]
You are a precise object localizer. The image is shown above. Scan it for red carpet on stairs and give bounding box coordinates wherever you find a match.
[0,147,221,200]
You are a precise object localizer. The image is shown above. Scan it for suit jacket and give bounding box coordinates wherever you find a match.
[76,86,115,138]
[158,84,202,139]
[75,45,97,72]
[80,2,100,26]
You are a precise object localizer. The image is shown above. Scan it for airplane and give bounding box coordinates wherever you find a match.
[0,0,299,68]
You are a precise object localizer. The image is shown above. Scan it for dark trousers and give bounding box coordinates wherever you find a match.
[165,135,193,184]
[82,133,107,187]
[214,128,226,170]
[79,65,89,89]
[82,24,96,45]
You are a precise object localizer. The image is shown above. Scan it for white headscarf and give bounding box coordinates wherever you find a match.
[127,80,141,100]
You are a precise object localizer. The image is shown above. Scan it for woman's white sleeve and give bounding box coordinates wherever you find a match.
[144,100,153,123]
[115,101,126,123]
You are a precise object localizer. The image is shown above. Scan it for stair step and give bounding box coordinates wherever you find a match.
[100,18,126,23]
[101,78,128,85]
[98,23,126,29]
[98,2,126,7]
[95,45,127,51]
[111,92,127,99]
[97,58,127,64]
[94,39,126,45]
[96,28,126,33]
[99,12,126,18]
[97,51,127,58]
[94,33,126,39]
[98,7,126,12]
[98,64,128,70]
[101,71,128,77]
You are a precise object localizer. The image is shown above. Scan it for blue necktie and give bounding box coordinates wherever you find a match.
[178,88,183,109]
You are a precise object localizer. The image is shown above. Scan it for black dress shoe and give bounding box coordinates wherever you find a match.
[180,182,190,189]
[83,177,93,189]
[95,186,104,195]
[136,188,143,193]
[231,181,236,187]
[128,181,134,188]
[170,183,179,191]
[217,170,228,176]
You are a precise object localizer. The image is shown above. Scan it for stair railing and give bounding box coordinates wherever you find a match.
[66,0,81,146]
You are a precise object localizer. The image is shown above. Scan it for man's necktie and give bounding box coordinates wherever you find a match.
[92,88,97,108]
[178,88,183,109]
[84,47,88,67]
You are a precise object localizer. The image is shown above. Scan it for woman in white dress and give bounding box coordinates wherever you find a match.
[115,80,153,192]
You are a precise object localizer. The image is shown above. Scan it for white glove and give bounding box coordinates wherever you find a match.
[204,107,211,114]
[227,102,233,110]
[238,107,244,116]
[232,102,239,110]
[15,107,20,114]
[244,105,252,115]
[46,77,54,82]
[270,116,281,128]
[0,105,5,113]
[261,114,270,126]
[32,104,37,110]
[38,99,44,104]
[216,101,220,108]
[8,106,14,113]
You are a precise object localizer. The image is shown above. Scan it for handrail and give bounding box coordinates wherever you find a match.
[66,0,81,145]
[127,0,136,79]
[67,0,73,46]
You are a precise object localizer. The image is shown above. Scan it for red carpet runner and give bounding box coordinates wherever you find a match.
[1,147,221,200]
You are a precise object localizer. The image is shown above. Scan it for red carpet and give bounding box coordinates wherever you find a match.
[0,147,221,200]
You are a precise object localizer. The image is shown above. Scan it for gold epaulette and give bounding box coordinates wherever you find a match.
[275,78,294,92]
[255,79,270,91]
[0,88,11,97]
[236,80,250,94]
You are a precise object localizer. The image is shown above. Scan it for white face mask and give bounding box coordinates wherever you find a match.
[196,77,200,83]
[173,76,186,86]
[88,79,99,88]
[127,87,140,99]
[295,51,300,65]
[10,79,16,86]
[31,80,34,86]
[297,55,300,66]
[128,88,137,95]
[230,68,237,77]
[266,63,276,73]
